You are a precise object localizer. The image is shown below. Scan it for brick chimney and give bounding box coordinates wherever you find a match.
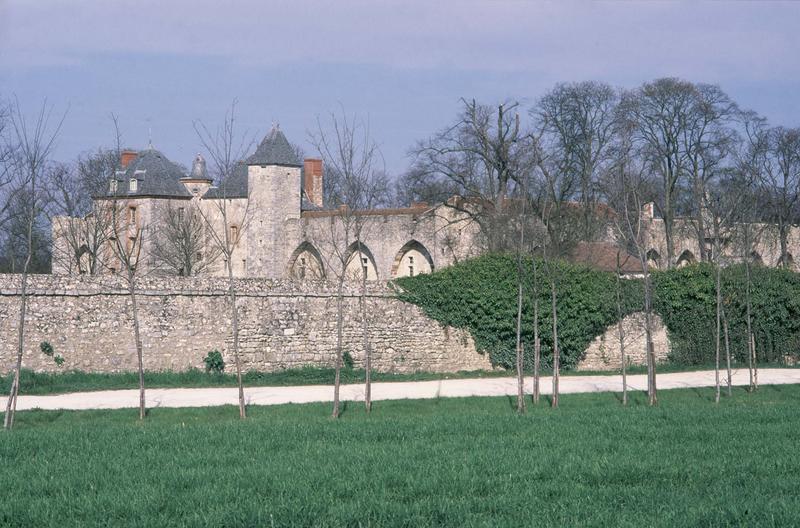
[120,150,137,169]
[303,158,323,208]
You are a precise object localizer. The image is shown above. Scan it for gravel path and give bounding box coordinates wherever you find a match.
[14,368,800,411]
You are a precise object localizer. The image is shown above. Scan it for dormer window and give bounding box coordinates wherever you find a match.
[129,178,138,192]
[109,179,118,193]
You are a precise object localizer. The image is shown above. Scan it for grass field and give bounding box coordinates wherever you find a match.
[1,385,798,527]
[4,362,793,396]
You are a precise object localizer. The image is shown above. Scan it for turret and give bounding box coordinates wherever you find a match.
[181,153,213,197]
[246,125,302,276]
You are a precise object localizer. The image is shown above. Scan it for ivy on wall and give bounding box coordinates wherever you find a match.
[396,254,800,369]
[396,254,641,369]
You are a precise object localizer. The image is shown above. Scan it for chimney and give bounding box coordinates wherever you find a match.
[303,158,324,208]
[120,150,137,169]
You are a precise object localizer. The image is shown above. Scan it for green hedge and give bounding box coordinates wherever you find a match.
[653,264,800,365]
[396,254,800,369]
[396,254,641,369]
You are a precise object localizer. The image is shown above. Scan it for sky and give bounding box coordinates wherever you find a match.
[1,0,799,177]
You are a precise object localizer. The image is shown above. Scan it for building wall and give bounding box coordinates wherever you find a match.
[0,275,491,375]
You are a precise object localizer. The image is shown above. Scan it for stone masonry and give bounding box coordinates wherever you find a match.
[576,312,670,371]
[0,275,491,374]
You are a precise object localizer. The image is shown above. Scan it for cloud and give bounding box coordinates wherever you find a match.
[1,0,798,83]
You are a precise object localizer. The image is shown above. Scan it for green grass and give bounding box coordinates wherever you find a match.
[2,386,799,526]
[4,362,796,396]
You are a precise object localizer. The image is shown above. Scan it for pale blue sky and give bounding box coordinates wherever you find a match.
[1,0,798,175]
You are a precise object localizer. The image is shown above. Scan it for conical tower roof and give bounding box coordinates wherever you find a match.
[247,126,301,167]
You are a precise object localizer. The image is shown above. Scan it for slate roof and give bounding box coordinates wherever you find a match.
[248,127,301,167]
[202,162,248,199]
[103,149,191,199]
[202,126,301,200]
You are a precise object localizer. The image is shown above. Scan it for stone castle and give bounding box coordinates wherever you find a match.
[52,126,798,280]
[52,127,482,280]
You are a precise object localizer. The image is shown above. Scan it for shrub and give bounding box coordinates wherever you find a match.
[40,341,54,357]
[342,350,355,370]
[203,350,225,374]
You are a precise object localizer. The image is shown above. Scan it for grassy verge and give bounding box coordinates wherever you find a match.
[2,362,796,396]
[2,386,798,526]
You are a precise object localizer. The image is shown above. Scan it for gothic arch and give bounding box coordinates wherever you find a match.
[646,249,661,270]
[288,241,325,280]
[344,242,378,281]
[676,250,696,268]
[391,240,434,278]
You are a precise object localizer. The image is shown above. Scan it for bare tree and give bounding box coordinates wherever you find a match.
[681,84,739,263]
[704,170,752,403]
[733,112,773,392]
[150,201,219,275]
[3,99,64,430]
[623,78,696,268]
[48,150,116,274]
[411,99,529,252]
[760,126,800,269]
[194,101,255,420]
[532,82,618,238]
[310,110,389,417]
[602,116,660,406]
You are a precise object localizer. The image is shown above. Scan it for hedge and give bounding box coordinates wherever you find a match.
[396,254,800,369]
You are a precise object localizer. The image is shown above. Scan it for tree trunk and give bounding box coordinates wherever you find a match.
[745,260,756,392]
[550,279,560,409]
[532,260,540,405]
[4,199,36,430]
[360,282,371,414]
[129,275,146,420]
[226,263,246,419]
[357,239,372,413]
[3,268,31,430]
[615,252,628,406]
[515,272,525,414]
[723,308,732,398]
[332,275,345,419]
[514,216,526,414]
[714,260,722,405]
[643,268,658,406]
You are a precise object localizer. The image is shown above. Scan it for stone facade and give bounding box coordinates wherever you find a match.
[0,275,491,375]
[576,312,670,371]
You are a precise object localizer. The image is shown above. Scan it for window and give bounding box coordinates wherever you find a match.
[230,225,239,243]
[408,256,415,277]
[128,206,137,224]
[299,257,307,279]
[129,178,138,192]
[361,257,369,277]
[196,251,203,261]
[178,207,185,220]
[109,179,118,193]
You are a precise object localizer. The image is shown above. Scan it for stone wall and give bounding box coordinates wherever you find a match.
[0,275,491,375]
[576,312,670,371]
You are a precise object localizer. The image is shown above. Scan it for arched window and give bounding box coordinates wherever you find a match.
[288,242,325,280]
[345,243,378,281]
[391,240,434,278]
[676,250,696,268]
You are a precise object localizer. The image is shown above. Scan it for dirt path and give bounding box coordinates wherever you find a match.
[14,368,800,411]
